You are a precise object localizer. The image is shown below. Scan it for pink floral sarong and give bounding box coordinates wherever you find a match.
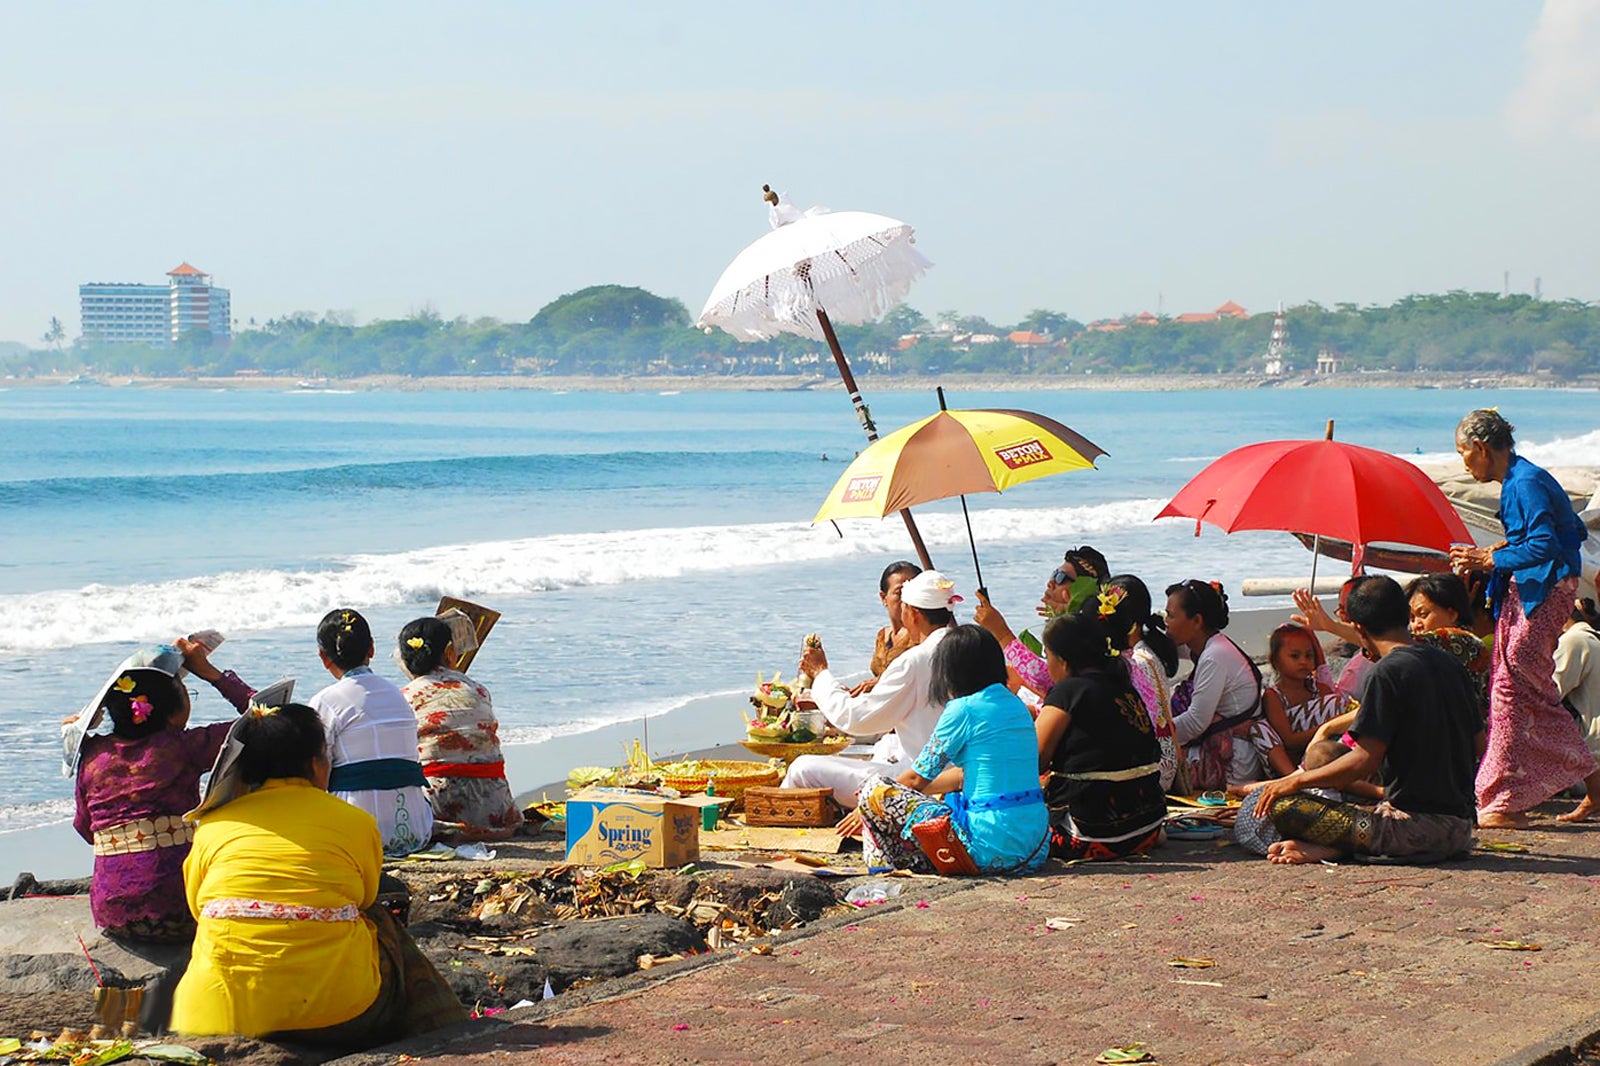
[1476,577,1593,814]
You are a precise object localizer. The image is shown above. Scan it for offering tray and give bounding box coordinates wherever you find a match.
[739,736,853,763]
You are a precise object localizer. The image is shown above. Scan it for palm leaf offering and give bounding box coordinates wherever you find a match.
[1095,1044,1157,1064]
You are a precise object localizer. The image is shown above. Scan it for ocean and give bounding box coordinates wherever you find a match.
[2,382,1596,837]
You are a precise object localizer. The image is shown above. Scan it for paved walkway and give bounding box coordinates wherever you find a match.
[351,815,1600,1066]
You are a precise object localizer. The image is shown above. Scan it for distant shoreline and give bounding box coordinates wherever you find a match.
[7,371,1595,393]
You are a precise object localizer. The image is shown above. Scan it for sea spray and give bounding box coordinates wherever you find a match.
[0,498,1166,654]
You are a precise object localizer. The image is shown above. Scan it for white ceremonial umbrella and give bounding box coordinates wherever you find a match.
[697,191,935,566]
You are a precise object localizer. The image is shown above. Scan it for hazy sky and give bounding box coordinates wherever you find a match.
[3,1,1598,344]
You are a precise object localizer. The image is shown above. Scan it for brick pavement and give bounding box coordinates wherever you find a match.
[345,817,1600,1066]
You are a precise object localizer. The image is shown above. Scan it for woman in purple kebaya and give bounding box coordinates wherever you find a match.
[71,640,254,942]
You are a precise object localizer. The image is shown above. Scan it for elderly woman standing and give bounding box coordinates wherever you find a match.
[1450,408,1600,826]
[397,617,521,843]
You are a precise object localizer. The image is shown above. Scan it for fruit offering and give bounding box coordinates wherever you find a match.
[749,671,795,712]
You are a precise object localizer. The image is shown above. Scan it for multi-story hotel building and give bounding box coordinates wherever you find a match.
[79,262,232,346]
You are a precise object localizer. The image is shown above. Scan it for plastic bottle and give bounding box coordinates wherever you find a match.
[702,783,718,831]
[843,880,904,905]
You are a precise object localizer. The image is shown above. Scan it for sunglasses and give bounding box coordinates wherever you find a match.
[1049,567,1077,586]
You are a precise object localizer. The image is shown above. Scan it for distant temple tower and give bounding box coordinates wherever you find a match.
[1263,303,1288,376]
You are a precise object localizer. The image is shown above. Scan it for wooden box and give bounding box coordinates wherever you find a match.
[742,787,840,828]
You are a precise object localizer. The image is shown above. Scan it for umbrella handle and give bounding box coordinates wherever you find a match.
[958,493,984,593]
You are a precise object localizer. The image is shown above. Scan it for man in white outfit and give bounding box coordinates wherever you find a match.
[782,570,960,808]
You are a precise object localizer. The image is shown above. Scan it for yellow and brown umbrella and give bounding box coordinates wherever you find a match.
[815,397,1105,588]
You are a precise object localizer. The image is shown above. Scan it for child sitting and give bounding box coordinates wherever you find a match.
[1260,624,1345,763]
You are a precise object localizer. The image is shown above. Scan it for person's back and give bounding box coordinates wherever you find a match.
[1356,643,1479,820]
[1557,618,1600,760]
[175,778,383,1037]
[311,670,434,854]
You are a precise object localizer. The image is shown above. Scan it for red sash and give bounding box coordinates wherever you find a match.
[421,760,506,780]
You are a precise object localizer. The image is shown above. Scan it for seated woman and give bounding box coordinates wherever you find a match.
[72,639,254,942]
[1100,575,1183,792]
[172,703,465,1043]
[855,625,1050,874]
[308,608,433,856]
[1036,612,1167,860]
[860,560,922,692]
[1404,573,1490,717]
[397,617,522,843]
[973,545,1109,697]
[1164,580,1266,791]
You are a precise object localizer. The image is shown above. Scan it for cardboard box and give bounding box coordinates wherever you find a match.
[564,789,730,868]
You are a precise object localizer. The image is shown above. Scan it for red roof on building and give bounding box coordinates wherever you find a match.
[1175,312,1219,323]
[1133,312,1159,324]
[167,262,206,276]
[1215,300,1248,317]
[1008,330,1051,346]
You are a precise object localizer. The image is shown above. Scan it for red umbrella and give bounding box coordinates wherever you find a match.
[1154,422,1472,582]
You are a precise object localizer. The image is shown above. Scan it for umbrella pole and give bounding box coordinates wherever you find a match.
[936,387,986,593]
[815,308,934,570]
[958,493,985,594]
[1307,422,1332,592]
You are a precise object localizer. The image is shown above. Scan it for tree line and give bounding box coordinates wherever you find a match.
[12,286,1600,379]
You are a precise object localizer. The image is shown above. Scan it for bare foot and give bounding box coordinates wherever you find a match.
[1266,840,1341,865]
[1557,797,1600,823]
[1477,810,1533,830]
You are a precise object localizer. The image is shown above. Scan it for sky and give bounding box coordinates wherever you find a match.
[2,1,1598,345]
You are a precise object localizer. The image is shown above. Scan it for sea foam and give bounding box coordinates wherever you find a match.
[1411,427,1600,470]
[0,497,1166,654]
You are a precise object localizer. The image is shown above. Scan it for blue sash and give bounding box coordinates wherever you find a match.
[328,757,426,792]
[964,787,1045,813]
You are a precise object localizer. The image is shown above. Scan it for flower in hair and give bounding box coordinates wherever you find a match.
[1097,586,1126,619]
[249,704,281,718]
[406,637,426,649]
[112,675,137,694]
[1105,637,1121,658]
[129,695,154,724]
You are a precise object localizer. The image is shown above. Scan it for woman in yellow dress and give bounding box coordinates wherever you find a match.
[172,703,463,1044]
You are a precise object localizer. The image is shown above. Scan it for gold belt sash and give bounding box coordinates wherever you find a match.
[1050,762,1162,784]
[93,814,194,856]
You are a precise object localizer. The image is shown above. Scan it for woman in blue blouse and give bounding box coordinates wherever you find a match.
[855,625,1050,874]
[1451,408,1599,826]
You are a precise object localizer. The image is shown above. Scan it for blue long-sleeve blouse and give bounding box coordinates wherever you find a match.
[1491,453,1585,618]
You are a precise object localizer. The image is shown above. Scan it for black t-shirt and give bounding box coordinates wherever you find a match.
[1043,674,1159,777]
[1350,643,1482,820]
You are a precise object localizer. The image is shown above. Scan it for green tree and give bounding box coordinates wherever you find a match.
[42,316,65,351]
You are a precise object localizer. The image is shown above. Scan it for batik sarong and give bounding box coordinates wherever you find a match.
[1476,577,1595,815]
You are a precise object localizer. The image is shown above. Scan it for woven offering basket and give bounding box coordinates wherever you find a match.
[659,760,782,810]
[738,737,853,764]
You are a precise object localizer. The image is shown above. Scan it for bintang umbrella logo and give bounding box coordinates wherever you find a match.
[995,439,1053,470]
[841,474,883,503]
